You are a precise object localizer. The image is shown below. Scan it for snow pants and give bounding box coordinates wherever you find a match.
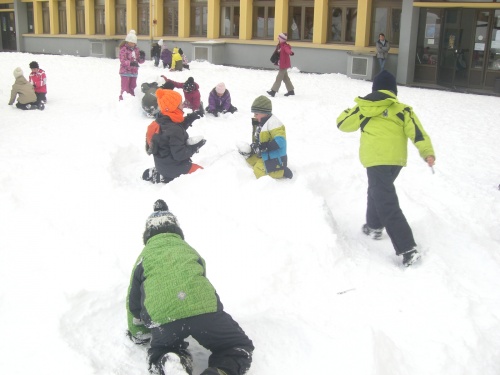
[120,75,138,97]
[246,154,284,179]
[366,166,416,255]
[271,69,294,93]
[148,310,254,375]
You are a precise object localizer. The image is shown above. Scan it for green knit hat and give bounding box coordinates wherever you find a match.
[251,95,272,115]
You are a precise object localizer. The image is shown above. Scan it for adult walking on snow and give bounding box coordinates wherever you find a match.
[267,33,295,97]
[336,70,435,267]
[126,199,254,375]
[118,30,145,100]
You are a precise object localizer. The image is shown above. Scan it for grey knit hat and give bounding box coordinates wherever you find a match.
[251,95,272,115]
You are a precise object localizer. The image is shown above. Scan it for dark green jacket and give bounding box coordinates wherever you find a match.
[337,90,435,168]
[127,233,218,336]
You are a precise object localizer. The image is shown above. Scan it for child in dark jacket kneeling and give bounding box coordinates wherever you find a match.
[126,200,254,375]
[206,82,237,117]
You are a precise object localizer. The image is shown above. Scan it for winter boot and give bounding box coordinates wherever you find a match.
[200,368,228,375]
[362,224,383,240]
[38,103,45,111]
[401,248,421,267]
[284,90,295,96]
[266,90,276,97]
[142,168,167,184]
[283,167,293,179]
[159,351,193,375]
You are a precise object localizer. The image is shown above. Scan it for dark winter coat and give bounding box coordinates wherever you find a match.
[149,114,198,180]
[8,76,37,105]
[151,43,161,58]
[127,232,220,335]
[207,88,232,112]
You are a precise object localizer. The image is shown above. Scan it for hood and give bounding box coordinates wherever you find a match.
[173,47,179,53]
[15,76,29,85]
[354,91,398,118]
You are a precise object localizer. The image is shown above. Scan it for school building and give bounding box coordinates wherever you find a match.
[2,0,500,94]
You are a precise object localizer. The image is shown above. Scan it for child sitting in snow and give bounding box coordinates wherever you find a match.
[126,199,254,375]
[206,82,237,117]
[28,61,47,104]
[170,47,183,71]
[160,43,172,69]
[161,75,204,116]
[142,89,205,184]
[179,48,190,70]
[8,67,44,110]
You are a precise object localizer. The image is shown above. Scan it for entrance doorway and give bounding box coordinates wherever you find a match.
[437,9,474,88]
[0,11,17,51]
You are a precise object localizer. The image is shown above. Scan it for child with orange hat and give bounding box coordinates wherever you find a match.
[143,89,206,184]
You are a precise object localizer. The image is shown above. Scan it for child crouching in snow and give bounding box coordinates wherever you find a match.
[238,95,292,179]
[126,199,254,375]
[161,75,204,116]
[142,89,206,184]
[206,82,237,117]
[8,67,44,110]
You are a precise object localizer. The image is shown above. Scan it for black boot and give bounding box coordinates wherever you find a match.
[266,90,276,97]
[284,90,295,96]
[283,167,293,179]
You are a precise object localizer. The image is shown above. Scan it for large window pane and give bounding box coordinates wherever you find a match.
[76,0,85,34]
[253,2,274,39]
[488,10,500,70]
[328,3,357,44]
[58,1,67,34]
[163,1,178,36]
[221,3,240,37]
[138,0,150,35]
[190,4,207,37]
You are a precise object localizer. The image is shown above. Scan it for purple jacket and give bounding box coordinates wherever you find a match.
[208,88,232,112]
[119,42,145,76]
[277,42,293,70]
[161,47,172,66]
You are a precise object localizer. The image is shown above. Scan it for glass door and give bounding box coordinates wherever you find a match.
[438,9,474,87]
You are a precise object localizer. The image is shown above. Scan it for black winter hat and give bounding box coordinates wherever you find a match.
[372,70,397,95]
[143,199,184,244]
[183,77,196,92]
[29,61,39,69]
[178,48,184,55]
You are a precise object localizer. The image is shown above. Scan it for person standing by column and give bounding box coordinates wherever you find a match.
[267,33,295,97]
[376,33,390,71]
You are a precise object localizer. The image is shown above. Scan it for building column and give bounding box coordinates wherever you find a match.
[127,0,138,32]
[356,0,372,47]
[85,0,95,35]
[239,0,252,40]
[105,0,116,35]
[67,0,76,34]
[49,0,59,34]
[178,0,189,38]
[33,0,43,34]
[152,0,163,38]
[207,0,220,39]
[313,0,328,44]
[397,0,419,85]
[274,0,288,41]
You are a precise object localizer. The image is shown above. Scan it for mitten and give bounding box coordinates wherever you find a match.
[191,139,207,153]
[183,112,201,128]
[229,106,237,113]
[208,109,218,117]
[130,61,139,67]
[290,52,295,56]
[139,50,146,59]
[259,141,269,152]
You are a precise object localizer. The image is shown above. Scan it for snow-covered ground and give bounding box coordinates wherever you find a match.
[1,52,499,375]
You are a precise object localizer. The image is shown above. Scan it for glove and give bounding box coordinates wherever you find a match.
[139,50,146,59]
[208,109,219,117]
[126,330,151,345]
[250,142,261,157]
[290,52,295,56]
[130,61,139,67]
[229,106,237,113]
[191,139,207,153]
[184,112,201,128]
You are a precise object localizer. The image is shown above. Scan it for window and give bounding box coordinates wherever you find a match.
[163,0,178,36]
[289,0,313,41]
[76,0,86,34]
[42,2,50,34]
[221,1,240,37]
[190,1,207,37]
[138,0,150,35]
[95,0,105,34]
[415,8,441,66]
[328,2,357,43]
[253,1,275,39]
[371,0,401,46]
[488,10,500,70]
[27,3,34,33]
[58,0,67,34]
[116,0,127,35]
